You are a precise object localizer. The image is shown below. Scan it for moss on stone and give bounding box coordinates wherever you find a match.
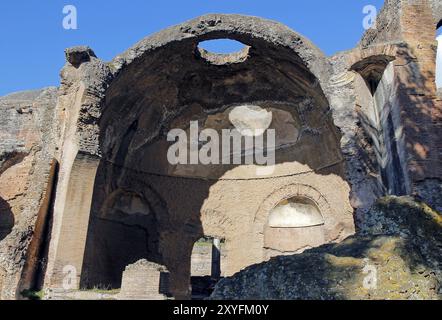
[211,197,442,300]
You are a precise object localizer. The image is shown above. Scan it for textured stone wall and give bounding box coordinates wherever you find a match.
[430,0,442,27]
[42,15,355,300]
[397,0,442,208]
[119,260,169,300]
[191,240,227,277]
[359,0,403,48]
[211,196,442,300]
[43,48,112,292]
[330,0,442,218]
[1,0,441,301]
[43,8,441,300]
[0,88,59,299]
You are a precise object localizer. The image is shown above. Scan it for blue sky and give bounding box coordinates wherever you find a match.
[0,0,404,96]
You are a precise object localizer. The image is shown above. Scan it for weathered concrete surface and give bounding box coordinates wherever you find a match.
[45,15,354,300]
[118,259,170,300]
[328,0,442,224]
[1,0,442,301]
[0,88,59,299]
[211,196,442,300]
[43,47,112,293]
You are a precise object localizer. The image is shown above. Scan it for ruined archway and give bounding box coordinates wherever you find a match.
[190,237,224,299]
[350,52,409,196]
[256,182,353,261]
[46,14,354,300]
[0,198,14,241]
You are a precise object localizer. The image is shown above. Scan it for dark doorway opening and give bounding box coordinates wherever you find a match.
[190,237,224,300]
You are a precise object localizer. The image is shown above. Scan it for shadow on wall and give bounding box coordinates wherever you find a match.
[79,32,347,299]
[393,43,440,181]
[352,55,407,197]
[211,197,441,300]
[0,197,14,241]
[351,40,442,212]
[0,151,26,241]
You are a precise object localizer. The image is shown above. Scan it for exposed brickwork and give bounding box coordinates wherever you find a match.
[119,260,170,300]
[0,0,441,301]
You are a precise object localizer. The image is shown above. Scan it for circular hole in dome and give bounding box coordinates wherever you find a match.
[197,39,250,65]
[198,39,248,54]
[268,197,324,228]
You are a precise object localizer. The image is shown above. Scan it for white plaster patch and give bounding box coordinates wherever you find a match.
[228,105,272,137]
[268,199,324,228]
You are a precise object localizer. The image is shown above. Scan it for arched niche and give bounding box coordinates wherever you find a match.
[268,197,325,228]
[50,14,352,300]
[260,184,334,259]
[350,51,409,197]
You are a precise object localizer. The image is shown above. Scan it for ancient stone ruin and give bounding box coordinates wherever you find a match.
[0,0,441,300]
[118,259,170,300]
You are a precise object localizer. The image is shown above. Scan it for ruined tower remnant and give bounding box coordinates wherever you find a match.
[0,0,441,300]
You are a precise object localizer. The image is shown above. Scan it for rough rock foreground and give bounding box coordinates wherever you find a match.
[211,197,441,300]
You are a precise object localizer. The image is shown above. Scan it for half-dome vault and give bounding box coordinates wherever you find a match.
[45,14,355,300]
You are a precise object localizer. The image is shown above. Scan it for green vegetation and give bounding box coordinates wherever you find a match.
[86,288,120,295]
[21,289,44,300]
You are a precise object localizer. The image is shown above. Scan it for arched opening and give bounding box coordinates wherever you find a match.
[70,15,352,300]
[198,39,248,54]
[190,237,225,300]
[351,55,407,196]
[268,197,324,228]
[196,39,250,66]
[350,55,395,96]
[264,196,325,258]
[80,41,344,297]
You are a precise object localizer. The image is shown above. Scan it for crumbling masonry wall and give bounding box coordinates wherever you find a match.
[43,15,355,299]
[0,88,59,299]
[0,0,441,300]
[358,0,442,211]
